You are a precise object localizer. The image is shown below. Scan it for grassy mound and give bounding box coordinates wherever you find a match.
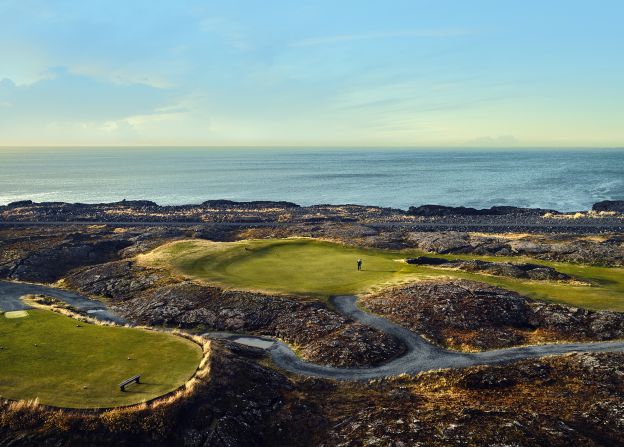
[140,238,416,296]
[0,309,202,408]
[139,238,624,311]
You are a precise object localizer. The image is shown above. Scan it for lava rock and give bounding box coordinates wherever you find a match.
[592,200,624,213]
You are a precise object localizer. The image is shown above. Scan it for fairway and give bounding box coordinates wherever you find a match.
[139,238,624,311]
[0,309,202,408]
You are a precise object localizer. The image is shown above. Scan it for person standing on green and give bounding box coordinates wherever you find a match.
[357,259,363,271]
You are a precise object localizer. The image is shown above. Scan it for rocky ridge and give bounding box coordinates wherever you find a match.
[2,200,623,233]
[407,204,558,216]
[406,256,574,281]
[405,231,624,266]
[363,280,624,351]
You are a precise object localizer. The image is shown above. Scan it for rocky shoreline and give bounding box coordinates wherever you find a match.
[1,199,623,234]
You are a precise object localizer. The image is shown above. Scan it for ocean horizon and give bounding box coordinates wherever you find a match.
[1,147,623,212]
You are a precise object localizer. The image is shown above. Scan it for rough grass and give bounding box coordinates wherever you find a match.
[0,309,203,408]
[138,238,624,311]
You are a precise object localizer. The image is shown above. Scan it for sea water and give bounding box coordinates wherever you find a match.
[1,147,622,212]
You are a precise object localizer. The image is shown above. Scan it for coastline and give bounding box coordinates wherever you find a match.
[2,199,623,234]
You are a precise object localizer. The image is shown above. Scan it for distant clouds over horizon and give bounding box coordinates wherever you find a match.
[0,0,623,147]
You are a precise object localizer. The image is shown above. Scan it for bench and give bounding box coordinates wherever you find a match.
[119,374,140,391]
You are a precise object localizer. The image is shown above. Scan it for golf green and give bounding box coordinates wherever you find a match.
[140,238,624,311]
[0,309,203,408]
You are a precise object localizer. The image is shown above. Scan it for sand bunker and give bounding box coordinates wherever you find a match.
[4,310,29,319]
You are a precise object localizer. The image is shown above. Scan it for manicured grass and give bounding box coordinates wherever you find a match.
[0,309,202,408]
[140,238,624,311]
[141,238,418,296]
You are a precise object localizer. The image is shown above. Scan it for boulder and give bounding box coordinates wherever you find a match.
[592,200,624,213]
[7,200,34,208]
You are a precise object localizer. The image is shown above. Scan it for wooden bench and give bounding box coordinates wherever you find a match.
[119,374,140,391]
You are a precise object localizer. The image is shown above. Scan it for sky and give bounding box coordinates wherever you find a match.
[0,0,623,147]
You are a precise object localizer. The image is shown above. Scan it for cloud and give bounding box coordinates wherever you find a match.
[0,66,193,144]
[290,28,471,47]
[0,67,184,129]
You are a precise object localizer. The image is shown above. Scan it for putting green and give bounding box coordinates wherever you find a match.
[0,309,202,408]
[139,238,624,311]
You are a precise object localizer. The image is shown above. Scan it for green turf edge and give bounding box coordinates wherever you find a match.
[0,308,205,409]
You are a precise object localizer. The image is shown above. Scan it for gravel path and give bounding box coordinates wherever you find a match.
[207,295,624,380]
[2,281,623,379]
[0,280,125,324]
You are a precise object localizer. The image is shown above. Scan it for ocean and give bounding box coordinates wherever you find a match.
[1,148,622,212]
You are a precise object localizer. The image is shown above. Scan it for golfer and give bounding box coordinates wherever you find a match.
[357,259,363,271]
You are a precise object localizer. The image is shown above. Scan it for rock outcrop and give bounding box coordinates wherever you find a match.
[406,231,624,266]
[592,200,624,213]
[407,204,557,216]
[0,225,204,282]
[406,256,573,281]
[0,236,132,282]
[363,280,624,351]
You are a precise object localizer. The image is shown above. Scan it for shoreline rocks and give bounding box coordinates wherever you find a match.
[1,200,622,236]
[406,204,559,216]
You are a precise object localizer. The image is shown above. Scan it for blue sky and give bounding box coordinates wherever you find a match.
[0,0,622,147]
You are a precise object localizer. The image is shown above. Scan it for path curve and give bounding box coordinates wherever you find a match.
[2,281,623,380]
[207,295,624,380]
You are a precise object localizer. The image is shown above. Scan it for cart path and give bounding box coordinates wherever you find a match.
[206,295,624,380]
[0,280,124,324]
